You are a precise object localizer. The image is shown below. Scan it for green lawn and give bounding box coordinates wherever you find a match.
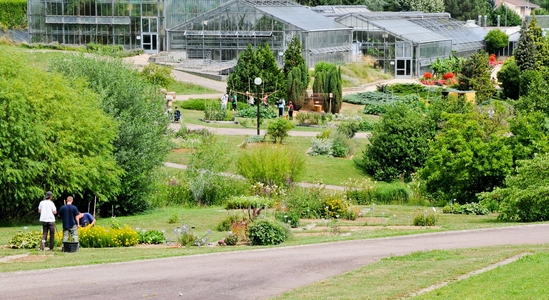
[168,80,219,95]
[274,245,549,300]
[166,134,369,186]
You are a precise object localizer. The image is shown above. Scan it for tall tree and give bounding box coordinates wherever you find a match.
[362,103,435,182]
[420,106,514,204]
[528,14,549,68]
[444,0,489,21]
[485,29,509,54]
[50,55,171,216]
[456,51,495,103]
[0,50,122,221]
[497,58,521,100]
[227,45,259,103]
[312,62,342,114]
[514,20,538,72]
[227,44,284,104]
[490,4,522,26]
[284,36,309,110]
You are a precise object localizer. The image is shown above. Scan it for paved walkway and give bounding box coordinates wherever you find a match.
[2,224,549,299]
[170,122,371,139]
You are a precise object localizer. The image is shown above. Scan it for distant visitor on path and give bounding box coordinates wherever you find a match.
[231,94,237,111]
[221,93,228,110]
[174,107,181,123]
[278,98,286,117]
[288,101,294,120]
[58,196,81,242]
[38,191,57,251]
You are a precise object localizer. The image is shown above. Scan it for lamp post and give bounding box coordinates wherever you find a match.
[254,77,262,135]
[329,92,333,114]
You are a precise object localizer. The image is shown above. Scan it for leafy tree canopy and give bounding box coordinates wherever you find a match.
[0,49,122,221]
[444,0,489,21]
[485,29,509,54]
[50,55,171,216]
[419,103,514,204]
[362,103,435,182]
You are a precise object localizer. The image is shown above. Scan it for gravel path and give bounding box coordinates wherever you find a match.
[2,225,549,299]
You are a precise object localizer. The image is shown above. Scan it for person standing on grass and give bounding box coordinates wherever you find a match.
[38,191,57,251]
[58,196,81,242]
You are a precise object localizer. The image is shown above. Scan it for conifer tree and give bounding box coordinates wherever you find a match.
[514,20,537,71]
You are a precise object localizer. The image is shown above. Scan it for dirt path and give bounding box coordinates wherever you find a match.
[2,225,549,299]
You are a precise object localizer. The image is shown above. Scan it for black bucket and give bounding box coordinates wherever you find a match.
[62,242,79,252]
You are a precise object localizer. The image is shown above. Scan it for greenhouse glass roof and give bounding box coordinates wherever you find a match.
[367,19,450,43]
[409,18,486,52]
[258,6,349,31]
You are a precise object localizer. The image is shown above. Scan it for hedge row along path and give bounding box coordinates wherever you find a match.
[2,225,549,299]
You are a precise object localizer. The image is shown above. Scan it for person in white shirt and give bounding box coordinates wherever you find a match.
[221,93,228,110]
[38,191,57,251]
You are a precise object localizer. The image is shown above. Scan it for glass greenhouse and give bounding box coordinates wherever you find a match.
[27,0,233,53]
[166,0,353,67]
[336,12,485,77]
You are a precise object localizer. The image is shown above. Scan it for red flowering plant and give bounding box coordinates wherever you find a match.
[423,72,433,79]
[443,72,455,79]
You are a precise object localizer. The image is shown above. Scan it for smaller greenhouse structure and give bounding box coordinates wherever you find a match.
[166,0,353,67]
[336,12,486,78]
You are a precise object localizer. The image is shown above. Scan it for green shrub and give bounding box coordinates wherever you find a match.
[310,138,333,156]
[8,231,41,249]
[140,63,174,87]
[216,213,249,231]
[86,43,125,58]
[359,119,375,131]
[177,99,215,111]
[275,210,300,228]
[413,213,436,226]
[372,185,410,204]
[237,144,305,186]
[267,118,294,143]
[443,202,489,215]
[282,185,328,219]
[225,196,271,210]
[0,0,27,29]
[246,135,265,143]
[219,233,239,246]
[295,111,322,126]
[321,197,348,219]
[331,133,351,157]
[246,219,289,246]
[204,105,228,121]
[316,128,332,139]
[138,230,166,244]
[337,120,361,138]
[167,211,180,223]
[236,106,277,119]
[344,178,377,205]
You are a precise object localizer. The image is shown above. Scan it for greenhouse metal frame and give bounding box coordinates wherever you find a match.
[336,12,484,77]
[166,0,353,67]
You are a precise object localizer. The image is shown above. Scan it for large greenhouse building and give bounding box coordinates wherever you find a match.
[336,12,486,77]
[166,0,353,67]
[27,2,487,77]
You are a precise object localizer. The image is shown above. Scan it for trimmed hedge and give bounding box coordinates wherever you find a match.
[0,0,27,29]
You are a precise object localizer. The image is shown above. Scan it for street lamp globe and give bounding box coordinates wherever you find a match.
[254,77,262,135]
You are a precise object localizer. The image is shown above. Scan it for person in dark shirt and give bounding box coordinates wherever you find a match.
[77,212,96,227]
[58,196,81,242]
